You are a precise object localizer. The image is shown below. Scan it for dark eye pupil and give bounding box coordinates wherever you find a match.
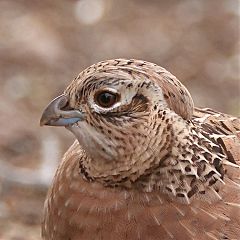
[96,91,117,108]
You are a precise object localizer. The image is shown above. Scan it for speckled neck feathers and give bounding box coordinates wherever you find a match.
[63,59,240,204]
[41,58,240,240]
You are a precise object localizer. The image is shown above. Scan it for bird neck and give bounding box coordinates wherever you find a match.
[139,115,226,203]
[78,111,225,203]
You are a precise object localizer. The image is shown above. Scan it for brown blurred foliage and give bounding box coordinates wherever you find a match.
[0,0,239,239]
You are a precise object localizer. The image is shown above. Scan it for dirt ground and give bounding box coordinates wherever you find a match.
[0,0,239,239]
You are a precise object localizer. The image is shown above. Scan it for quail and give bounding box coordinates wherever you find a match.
[40,59,240,240]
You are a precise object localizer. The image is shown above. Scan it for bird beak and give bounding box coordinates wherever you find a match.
[40,94,84,127]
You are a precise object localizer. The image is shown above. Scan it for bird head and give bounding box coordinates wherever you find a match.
[40,59,194,182]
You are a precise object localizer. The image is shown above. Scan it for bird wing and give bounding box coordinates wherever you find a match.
[193,107,240,166]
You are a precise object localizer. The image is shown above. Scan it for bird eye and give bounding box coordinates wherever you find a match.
[94,90,119,108]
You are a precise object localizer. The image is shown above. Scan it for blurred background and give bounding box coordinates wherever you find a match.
[0,0,239,239]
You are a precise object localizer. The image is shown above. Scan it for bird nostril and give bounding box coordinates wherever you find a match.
[56,95,78,113]
[54,94,69,111]
[60,102,74,111]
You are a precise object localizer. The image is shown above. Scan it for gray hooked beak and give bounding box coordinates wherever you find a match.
[40,94,84,127]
